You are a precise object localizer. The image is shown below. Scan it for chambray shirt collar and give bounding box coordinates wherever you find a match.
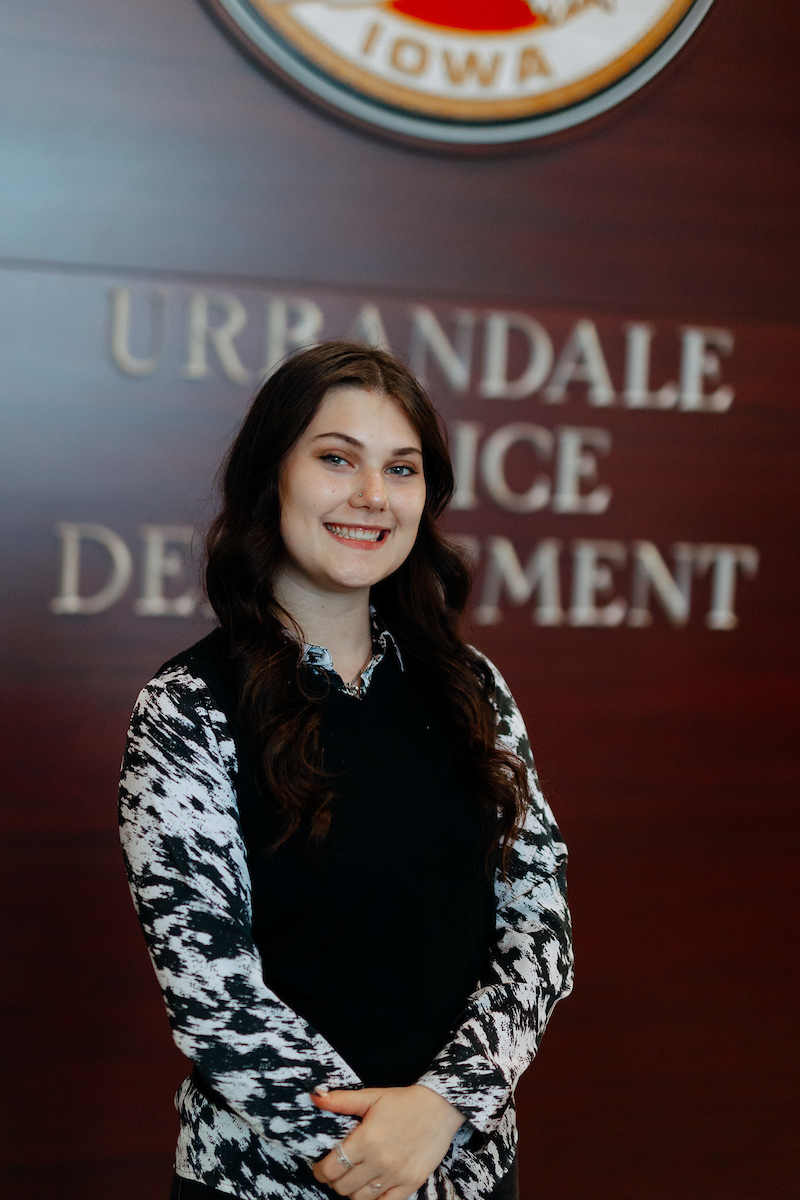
[300,606,403,698]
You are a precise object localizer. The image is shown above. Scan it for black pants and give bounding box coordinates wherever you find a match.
[170,1157,519,1200]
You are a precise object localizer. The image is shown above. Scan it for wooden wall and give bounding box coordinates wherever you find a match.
[1,2,798,1198]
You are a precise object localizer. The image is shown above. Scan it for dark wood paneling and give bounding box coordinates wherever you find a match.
[0,0,797,318]
[0,2,798,1199]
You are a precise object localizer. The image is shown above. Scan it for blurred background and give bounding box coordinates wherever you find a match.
[1,1,798,1197]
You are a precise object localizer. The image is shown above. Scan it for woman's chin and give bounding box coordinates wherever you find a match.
[312,541,396,582]
[325,570,386,592]
[314,556,398,592]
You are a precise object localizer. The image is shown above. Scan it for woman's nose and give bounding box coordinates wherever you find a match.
[352,469,387,509]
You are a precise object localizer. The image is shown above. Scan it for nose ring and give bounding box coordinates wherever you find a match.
[359,492,363,497]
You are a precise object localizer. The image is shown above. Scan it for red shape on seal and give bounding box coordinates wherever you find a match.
[389,1,542,34]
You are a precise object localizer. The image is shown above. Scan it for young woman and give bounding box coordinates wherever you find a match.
[119,342,573,1200]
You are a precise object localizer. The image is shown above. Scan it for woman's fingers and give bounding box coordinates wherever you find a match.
[310,1089,387,1189]
[312,1088,381,1118]
[360,1187,417,1200]
[311,1143,359,1186]
[311,1131,379,1191]
[312,1154,404,1200]
[347,1183,415,1200]
[324,1161,382,1197]
[312,1085,458,1197]
[311,1134,406,1198]
[348,1183,386,1200]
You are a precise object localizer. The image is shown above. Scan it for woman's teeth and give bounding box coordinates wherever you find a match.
[325,524,383,542]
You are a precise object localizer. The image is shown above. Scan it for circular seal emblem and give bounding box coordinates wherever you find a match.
[203,0,715,145]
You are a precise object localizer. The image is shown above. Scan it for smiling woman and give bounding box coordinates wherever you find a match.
[118,342,573,1200]
[277,388,427,636]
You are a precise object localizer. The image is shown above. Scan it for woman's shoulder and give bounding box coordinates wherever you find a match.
[466,645,516,710]
[467,645,532,762]
[137,628,232,707]
[130,628,237,762]
[120,638,241,845]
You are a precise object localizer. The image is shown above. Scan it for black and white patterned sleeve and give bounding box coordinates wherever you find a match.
[415,658,574,1138]
[118,665,362,1161]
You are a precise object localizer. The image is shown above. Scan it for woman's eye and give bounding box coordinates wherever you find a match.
[386,464,417,476]
[320,454,350,467]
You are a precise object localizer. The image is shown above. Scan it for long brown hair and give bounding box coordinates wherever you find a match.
[205,341,527,872]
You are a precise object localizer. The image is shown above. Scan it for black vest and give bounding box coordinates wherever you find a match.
[165,628,495,1087]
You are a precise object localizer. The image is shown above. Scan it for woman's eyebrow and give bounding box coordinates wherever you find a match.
[312,432,422,456]
[313,431,363,447]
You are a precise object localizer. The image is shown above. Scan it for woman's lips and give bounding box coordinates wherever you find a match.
[324,522,389,547]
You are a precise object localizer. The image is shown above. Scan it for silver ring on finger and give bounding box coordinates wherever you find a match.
[370,1185,382,1195]
[335,1141,356,1169]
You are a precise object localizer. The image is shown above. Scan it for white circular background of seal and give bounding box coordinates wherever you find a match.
[202,0,716,145]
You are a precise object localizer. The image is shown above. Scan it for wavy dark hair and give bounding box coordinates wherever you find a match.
[205,341,528,873]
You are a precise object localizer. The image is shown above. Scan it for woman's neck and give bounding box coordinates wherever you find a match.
[273,573,374,684]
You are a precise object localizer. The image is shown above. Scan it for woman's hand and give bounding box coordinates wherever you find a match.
[311,1084,465,1199]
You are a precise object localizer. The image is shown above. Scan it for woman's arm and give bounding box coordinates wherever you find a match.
[119,665,362,1161]
[414,659,574,1139]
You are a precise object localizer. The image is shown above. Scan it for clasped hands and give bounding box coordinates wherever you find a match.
[311,1084,465,1200]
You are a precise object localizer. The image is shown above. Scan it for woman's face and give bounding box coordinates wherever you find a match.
[278,386,426,596]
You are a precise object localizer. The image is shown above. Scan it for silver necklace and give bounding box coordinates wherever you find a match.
[342,647,374,698]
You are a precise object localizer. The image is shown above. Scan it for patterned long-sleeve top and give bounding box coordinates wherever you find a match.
[118,634,573,1200]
